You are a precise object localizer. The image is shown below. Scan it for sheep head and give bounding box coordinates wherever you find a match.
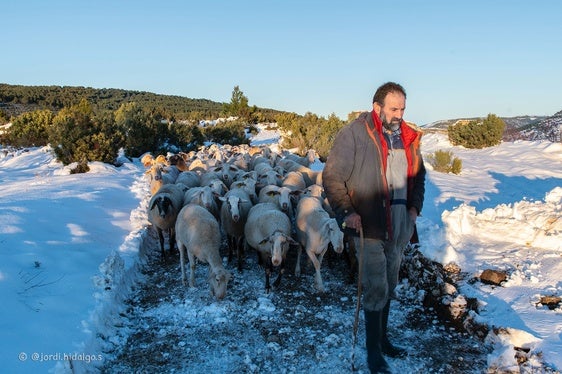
[326,218,344,253]
[269,232,298,267]
[150,195,174,218]
[208,267,232,300]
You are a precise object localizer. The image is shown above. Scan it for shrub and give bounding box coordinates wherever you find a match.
[203,119,249,145]
[276,112,345,160]
[5,109,52,147]
[447,114,505,149]
[451,157,463,174]
[428,150,462,174]
[48,99,123,166]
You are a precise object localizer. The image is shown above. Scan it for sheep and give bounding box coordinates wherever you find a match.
[210,164,240,188]
[188,158,208,173]
[244,202,298,292]
[276,158,320,187]
[147,183,187,257]
[256,169,283,192]
[141,153,167,168]
[145,163,180,195]
[168,153,190,172]
[236,170,257,182]
[258,185,299,218]
[218,188,253,271]
[175,203,232,300]
[227,152,251,172]
[175,170,201,188]
[184,185,220,219]
[303,183,335,217]
[204,178,229,198]
[294,196,344,293]
[250,154,271,171]
[283,149,318,167]
[230,179,258,204]
[281,170,306,192]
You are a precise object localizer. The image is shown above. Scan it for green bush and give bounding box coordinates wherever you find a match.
[5,109,52,147]
[203,119,250,146]
[447,113,505,149]
[48,99,122,166]
[428,149,462,174]
[276,112,345,161]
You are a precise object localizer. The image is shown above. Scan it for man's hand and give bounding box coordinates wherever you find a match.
[344,212,362,233]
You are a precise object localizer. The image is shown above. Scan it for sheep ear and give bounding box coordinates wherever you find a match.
[218,196,227,202]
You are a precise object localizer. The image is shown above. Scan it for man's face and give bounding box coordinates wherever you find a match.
[374,92,406,131]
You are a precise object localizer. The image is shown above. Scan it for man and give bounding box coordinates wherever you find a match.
[322,82,425,373]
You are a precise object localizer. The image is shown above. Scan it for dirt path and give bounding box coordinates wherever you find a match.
[99,230,490,373]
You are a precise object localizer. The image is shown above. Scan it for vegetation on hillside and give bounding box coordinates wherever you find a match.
[0,83,283,122]
[1,84,346,169]
[447,114,505,148]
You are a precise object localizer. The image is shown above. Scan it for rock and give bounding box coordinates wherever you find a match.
[479,269,507,286]
[538,295,561,310]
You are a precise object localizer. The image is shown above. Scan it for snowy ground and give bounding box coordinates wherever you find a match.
[0,127,561,373]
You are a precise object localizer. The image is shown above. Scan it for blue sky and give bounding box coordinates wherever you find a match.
[3,0,561,125]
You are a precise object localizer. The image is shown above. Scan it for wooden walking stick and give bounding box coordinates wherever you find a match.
[350,224,364,371]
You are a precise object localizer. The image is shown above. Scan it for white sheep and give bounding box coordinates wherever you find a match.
[282,149,318,167]
[218,188,253,271]
[294,196,344,293]
[175,170,201,188]
[183,185,220,219]
[175,203,232,300]
[276,158,320,187]
[281,170,306,192]
[210,164,240,188]
[258,185,298,217]
[203,177,229,198]
[230,179,258,204]
[147,183,187,257]
[144,160,181,195]
[303,183,335,217]
[256,169,283,192]
[244,202,298,292]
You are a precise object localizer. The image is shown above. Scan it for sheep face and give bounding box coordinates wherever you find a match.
[220,195,241,222]
[150,195,174,218]
[269,232,297,267]
[208,268,232,300]
[326,219,344,254]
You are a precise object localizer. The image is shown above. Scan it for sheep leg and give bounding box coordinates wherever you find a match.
[307,248,326,293]
[273,263,285,289]
[187,250,196,287]
[179,244,187,286]
[264,266,271,293]
[169,228,177,254]
[227,234,235,263]
[295,244,302,277]
[157,228,166,257]
[236,236,244,272]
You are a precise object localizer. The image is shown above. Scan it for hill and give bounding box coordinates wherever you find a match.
[0,83,284,121]
[423,112,561,142]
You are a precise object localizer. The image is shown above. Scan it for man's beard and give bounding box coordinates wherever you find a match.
[381,113,401,131]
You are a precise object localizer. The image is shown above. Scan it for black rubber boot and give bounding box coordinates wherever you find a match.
[364,309,392,373]
[381,300,407,358]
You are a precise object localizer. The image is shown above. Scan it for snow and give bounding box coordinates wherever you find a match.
[0,129,561,373]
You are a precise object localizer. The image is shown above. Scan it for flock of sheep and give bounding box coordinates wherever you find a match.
[142,144,346,300]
